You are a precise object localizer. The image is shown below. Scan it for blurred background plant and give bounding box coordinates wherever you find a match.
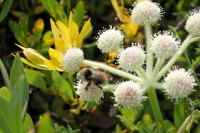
[1,0,200,133]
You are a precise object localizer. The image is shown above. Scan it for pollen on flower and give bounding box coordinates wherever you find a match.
[118,45,145,72]
[131,1,163,26]
[75,80,104,102]
[163,68,197,100]
[113,81,147,109]
[185,10,200,37]
[96,27,124,53]
[62,47,84,72]
[151,31,180,59]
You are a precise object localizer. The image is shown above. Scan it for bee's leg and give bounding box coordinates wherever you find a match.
[85,81,91,90]
[96,84,103,89]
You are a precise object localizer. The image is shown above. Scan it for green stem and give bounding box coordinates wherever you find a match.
[145,24,153,77]
[135,67,148,81]
[152,58,164,78]
[184,52,200,87]
[148,89,166,132]
[155,34,193,82]
[82,60,142,82]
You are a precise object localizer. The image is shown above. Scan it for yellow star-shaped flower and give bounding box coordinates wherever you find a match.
[17,12,92,71]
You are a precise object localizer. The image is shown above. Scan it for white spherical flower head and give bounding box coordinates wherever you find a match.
[186,10,200,37]
[75,80,104,102]
[62,48,84,72]
[97,28,124,53]
[151,32,180,59]
[131,1,162,26]
[113,81,147,108]
[118,45,145,72]
[163,68,197,100]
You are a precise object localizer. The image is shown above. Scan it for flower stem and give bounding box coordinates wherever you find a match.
[152,58,164,78]
[145,24,153,77]
[155,34,193,81]
[184,52,200,87]
[148,89,166,132]
[82,60,142,82]
[135,67,148,81]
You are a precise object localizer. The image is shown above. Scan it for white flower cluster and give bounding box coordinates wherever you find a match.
[70,0,199,108]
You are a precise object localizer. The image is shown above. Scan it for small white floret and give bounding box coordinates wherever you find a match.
[62,48,84,72]
[75,80,104,102]
[163,68,197,100]
[118,45,145,72]
[131,1,163,26]
[113,81,147,108]
[151,31,180,59]
[96,28,124,53]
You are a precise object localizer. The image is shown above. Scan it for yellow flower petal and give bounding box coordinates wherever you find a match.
[48,48,63,69]
[50,18,60,41]
[77,18,92,48]
[56,20,72,48]
[55,40,68,51]
[120,22,139,37]
[16,44,47,67]
[44,60,57,70]
[68,12,78,46]
[71,22,78,47]
[110,0,123,20]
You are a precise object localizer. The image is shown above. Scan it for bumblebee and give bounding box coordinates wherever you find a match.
[77,68,113,90]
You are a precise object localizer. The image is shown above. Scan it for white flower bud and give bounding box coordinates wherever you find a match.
[163,68,197,100]
[131,1,163,26]
[96,28,124,53]
[75,80,104,102]
[113,81,147,108]
[118,45,145,72]
[151,31,180,59]
[62,48,84,72]
[185,10,200,37]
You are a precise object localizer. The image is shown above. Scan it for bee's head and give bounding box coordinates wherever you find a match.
[84,68,92,80]
[77,68,92,80]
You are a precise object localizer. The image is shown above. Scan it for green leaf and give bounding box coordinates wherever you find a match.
[53,123,68,133]
[51,71,74,101]
[0,59,12,92]
[174,103,185,128]
[24,113,34,132]
[168,25,181,41]
[9,54,29,133]
[10,54,28,93]
[0,87,11,102]
[0,0,13,23]
[194,123,200,133]
[191,56,200,70]
[0,96,13,133]
[37,114,54,133]
[73,1,84,26]
[164,120,176,132]
[9,75,28,133]
[24,68,46,91]
[115,124,122,132]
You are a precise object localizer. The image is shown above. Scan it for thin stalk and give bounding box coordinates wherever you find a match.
[145,24,153,76]
[184,52,200,87]
[82,60,142,82]
[151,82,164,90]
[155,34,193,82]
[148,89,166,132]
[103,84,118,92]
[152,58,164,78]
[135,67,148,81]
